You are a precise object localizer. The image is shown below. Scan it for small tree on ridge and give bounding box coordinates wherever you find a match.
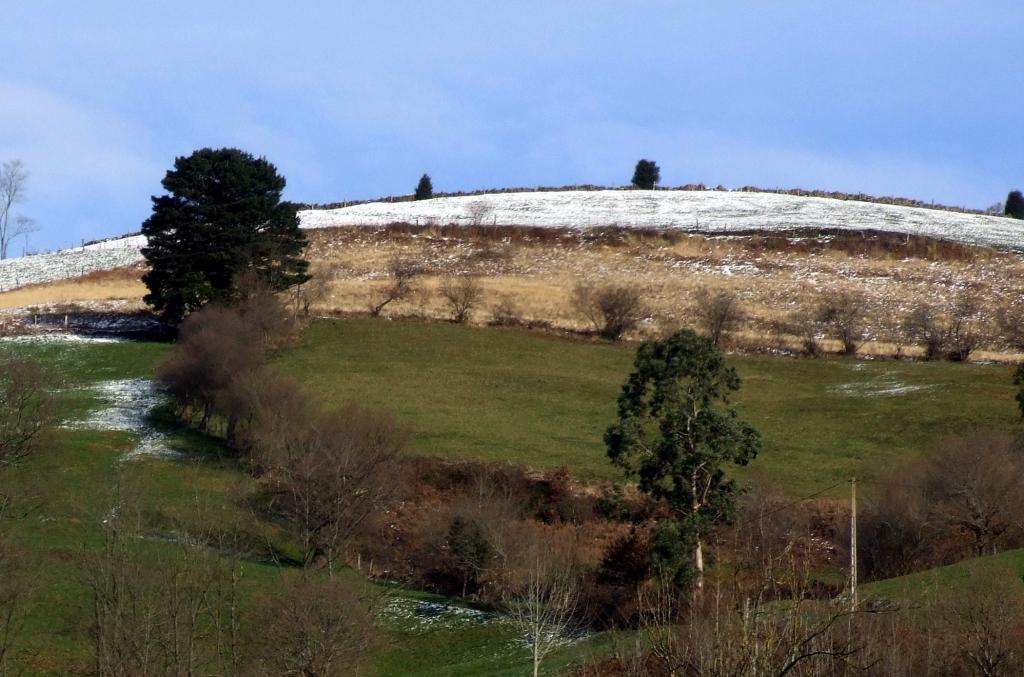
[631,159,660,190]
[415,173,433,200]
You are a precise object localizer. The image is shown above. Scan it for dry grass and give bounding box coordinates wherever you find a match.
[303,225,1024,359]
[4,228,1024,361]
[0,266,146,310]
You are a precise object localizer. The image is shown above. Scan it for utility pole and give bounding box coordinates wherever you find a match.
[849,477,858,611]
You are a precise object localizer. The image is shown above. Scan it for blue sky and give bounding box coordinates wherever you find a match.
[3,2,1022,252]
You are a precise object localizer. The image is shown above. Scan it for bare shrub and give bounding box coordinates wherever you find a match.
[694,286,742,347]
[370,256,420,316]
[247,575,378,676]
[86,500,246,677]
[904,293,984,361]
[158,306,264,430]
[947,291,983,362]
[0,524,31,673]
[789,310,823,357]
[466,200,493,226]
[251,401,408,568]
[860,431,1024,579]
[817,289,865,355]
[438,275,483,324]
[931,572,1024,676]
[158,294,296,432]
[572,282,645,340]
[922,431,1024,556]
[0,358,58,467]
[489,294,522,327]
[903,302,948,360]
[293,272,332,318]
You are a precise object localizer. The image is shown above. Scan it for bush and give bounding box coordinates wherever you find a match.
[694,286,742,347]
[817,289,865,355]
[572,282,645,340]
[903,292,983,361]
[248,576,378,675]
[250,400,408,567]
[0,358,58,467]
[370,256,420,316]
[438,275,483,323]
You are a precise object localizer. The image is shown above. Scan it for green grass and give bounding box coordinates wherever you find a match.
[278,319,1020,495]
[3,320,1021,673]
[862,548,1024,603]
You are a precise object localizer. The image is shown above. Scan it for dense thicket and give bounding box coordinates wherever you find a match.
[1005,189,1024,218]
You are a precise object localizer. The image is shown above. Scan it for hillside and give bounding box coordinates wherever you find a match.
[2,189,1023,293]
[302,190,1024,249]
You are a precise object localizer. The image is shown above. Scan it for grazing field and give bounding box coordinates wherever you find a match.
[0,336,614,675]
[2,319,1020,672]
[278,318,1020,496]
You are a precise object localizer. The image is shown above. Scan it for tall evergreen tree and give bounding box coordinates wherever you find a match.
[1005,190,1024,219]
[605,330,761,590]
[141,148,309,322]
[415,173,434,200]
[631,159,661,190]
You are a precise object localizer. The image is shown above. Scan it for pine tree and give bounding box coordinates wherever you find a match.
[415,173,433,200]
[141,148,309,322]
[631,159,660,190]
[1005,190,1024,219]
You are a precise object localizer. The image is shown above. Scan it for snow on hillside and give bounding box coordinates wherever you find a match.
[300,190,1024,250]
[2,191,1022,293]
[0,235,146,292]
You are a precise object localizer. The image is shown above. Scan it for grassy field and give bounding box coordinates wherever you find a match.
[0,337,610,675]
[278,318,1020,496]
[1,318,1020,673]
[862,548,1024,603]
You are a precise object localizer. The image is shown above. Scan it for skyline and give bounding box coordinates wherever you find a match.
[3,2,1022,253]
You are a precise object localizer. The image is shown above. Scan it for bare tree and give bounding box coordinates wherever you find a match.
[572,282,646,340]
[904,293,984,361]
[502,533,581,677]
[293,272,332,318]
[903,302,948,360]
[370,256,420,316]
[0,358,58,467]
[248,576,378,676]
[694,286,743,347]
[0,161,33,260]
[466,200,493,226]
[252,399,408,569]
[438,275,483,324]
[947,291,983,362]
[818,289,865,355]
[0,513,31,675]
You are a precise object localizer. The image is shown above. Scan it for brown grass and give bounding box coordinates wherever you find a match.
[4,228,1024,361]
[0,266,146,310]
[303,225,1024,360]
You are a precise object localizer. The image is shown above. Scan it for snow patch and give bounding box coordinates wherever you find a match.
[67,378,179,459]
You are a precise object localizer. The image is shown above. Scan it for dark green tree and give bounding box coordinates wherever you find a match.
[141,148,310,322]
[1006,190,1024,219]
[631,159,660,190]
[415,173,434,201]
[605,330,761,590]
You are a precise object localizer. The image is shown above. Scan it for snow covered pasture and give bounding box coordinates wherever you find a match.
[0,235,146,292]
[3,191,1023,294]
[300,190,1024,250]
